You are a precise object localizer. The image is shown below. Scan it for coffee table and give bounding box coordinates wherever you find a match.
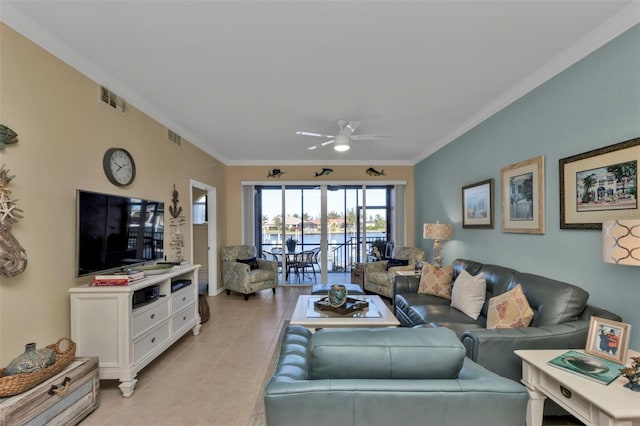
[290,295,399,332]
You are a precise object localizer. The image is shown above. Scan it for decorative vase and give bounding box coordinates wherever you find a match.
[286,239,297,253]
[328,284,348,308]
[4,342,56,376]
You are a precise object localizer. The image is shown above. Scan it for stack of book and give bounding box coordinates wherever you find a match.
[92,271,145,286]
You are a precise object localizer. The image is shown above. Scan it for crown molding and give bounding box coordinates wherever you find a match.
[419,2,640,162]
[0,2,227,163]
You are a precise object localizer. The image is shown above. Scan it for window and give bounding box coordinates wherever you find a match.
[193,195,207,224]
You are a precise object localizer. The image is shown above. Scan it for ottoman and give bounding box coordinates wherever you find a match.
[311,283,365,295]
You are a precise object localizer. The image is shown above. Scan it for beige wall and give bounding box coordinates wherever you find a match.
[224,165,415,245]
[0,24,416,363]
[0,25,224,363]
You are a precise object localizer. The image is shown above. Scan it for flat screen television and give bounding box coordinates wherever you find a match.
[76,190,164,277]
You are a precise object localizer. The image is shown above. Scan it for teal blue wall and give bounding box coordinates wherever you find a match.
[415,24,640,349]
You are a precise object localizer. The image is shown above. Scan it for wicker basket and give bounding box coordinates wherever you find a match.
[0,338,76,397]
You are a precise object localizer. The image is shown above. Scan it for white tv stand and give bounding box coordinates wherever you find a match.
[69,265,201,397]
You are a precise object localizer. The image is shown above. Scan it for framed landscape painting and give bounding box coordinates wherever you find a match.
[462,179,493,228]
[501,156,545,234]
[559,137,639,229]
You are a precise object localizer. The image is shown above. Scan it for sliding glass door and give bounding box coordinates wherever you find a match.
[256,185,393,284]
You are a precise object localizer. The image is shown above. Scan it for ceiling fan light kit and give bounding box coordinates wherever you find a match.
[334,135,350,151]
[297,119,389,152]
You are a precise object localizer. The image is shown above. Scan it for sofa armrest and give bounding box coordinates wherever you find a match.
[393,274,420,294]
[364,261,388,273]
[461,320,592,382]
[256,258,278,272]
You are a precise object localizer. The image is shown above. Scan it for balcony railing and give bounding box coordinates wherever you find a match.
[261,236,388,273]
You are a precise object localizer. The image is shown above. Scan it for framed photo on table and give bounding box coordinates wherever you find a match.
[501,156,545,234]
[559,137,639,230]
[462,179,494,228]
[585,316,630,364]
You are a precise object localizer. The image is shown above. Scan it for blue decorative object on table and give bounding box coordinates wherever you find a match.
[4,343,56,376]
[328,284,348,308]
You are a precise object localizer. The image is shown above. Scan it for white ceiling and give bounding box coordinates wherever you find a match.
[2,1,639,165]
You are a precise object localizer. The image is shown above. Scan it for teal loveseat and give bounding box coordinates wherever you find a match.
[264,326,528,426]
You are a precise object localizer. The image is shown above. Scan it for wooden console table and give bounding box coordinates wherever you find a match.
[516,349,640,426]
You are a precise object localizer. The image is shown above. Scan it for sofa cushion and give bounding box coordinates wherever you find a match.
[236,257,259,270]
[310,327,465,380]
[509,272,589,327]
[451,270,486,320]
[475,264,518,317]
[395,293,450,315]
[406,304,483,328]
[487,283,534,329]
[451,259,484,281]
[511,273,589,326]
[418,263,453,299]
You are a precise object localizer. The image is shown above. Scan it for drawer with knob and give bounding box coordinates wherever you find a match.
[539,371,592,424]
[133,322,170,364]
[132,299,169,339]
[171,286,195,312]
[172,305,196,336]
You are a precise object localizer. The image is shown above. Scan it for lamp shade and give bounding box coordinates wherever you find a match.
[602,219,640,266]
[423,222,453,241]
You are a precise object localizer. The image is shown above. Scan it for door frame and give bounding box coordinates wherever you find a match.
[190,180,218,296]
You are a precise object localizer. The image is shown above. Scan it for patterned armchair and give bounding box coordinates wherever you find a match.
[364,246,425,298]
[222,245,278,300]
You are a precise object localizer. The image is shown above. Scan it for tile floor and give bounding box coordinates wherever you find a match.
[80,285,582,425]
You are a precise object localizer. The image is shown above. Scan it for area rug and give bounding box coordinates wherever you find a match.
[247,320,289,426]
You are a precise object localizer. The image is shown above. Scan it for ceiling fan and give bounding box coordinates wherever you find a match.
[296,119,389,152]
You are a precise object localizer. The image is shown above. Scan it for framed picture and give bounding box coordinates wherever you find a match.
[462,178,494,228]
[559,137,639,230]
[585,316,630,364]
[501,155,545,234]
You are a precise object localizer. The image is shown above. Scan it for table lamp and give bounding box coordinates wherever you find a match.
[602,219,640,266]
[423,221,453,268]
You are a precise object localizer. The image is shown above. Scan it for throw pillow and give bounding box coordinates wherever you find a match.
[417,263,454,299]
[386,258,409,271]
[236,257,259,270]
[450,270,486,320]
[487,284,534,329]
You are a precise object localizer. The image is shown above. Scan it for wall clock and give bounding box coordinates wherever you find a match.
[103,148,136,186]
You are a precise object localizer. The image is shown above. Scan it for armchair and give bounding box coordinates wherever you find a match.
[364,246,424,298]
[222,245,278,300]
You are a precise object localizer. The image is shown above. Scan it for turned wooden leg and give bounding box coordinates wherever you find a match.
[244,294,249,301]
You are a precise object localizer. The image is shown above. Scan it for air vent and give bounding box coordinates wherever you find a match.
[99,86,125,112]
[168,129,182,146]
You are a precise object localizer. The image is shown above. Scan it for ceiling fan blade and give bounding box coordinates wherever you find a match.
[350,135,390,141]
[345,121,360,134]
[296,131,335,138]
[308,139,335,150]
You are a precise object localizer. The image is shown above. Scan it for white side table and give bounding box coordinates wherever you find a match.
[515,349,640,426]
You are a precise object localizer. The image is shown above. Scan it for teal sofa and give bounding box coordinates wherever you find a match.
[264,326,528,426]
